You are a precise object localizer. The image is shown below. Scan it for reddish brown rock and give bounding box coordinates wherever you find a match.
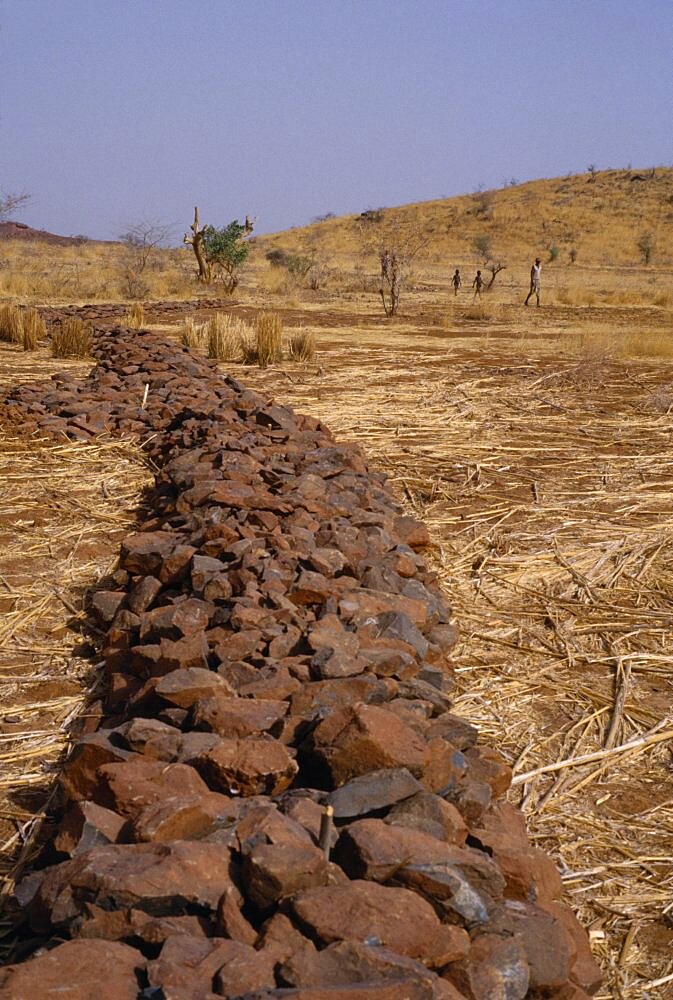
[214,939,278,995]
[155,666,234,708]
[54,800,127,856]
[542,901,603,996]
[99,759,209,818]
[192,692,288,737]
[130,791,238,842]
[256,911,317,967]
[60,732,137,803]
[0,938,144,1000]
[290,881,445,964]
[243,840,330,909]
[463,746,512,797]
[194,736,298,796]
[278,940,454,991]
[444,934,529,1000]
[311,703,427,785]
[147,935,265,1000]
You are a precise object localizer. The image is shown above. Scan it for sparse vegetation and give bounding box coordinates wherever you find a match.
[206,312,252,361]
[51,318,92,357]
[124,303,145,328]
[287,328,316,362]
[0,304,24,343]
[254,311,283,367]
[184,207,253,289]
[22,308,45,350]
[0,189,31,222]
[637,231,655,265]
[179,316,206,350]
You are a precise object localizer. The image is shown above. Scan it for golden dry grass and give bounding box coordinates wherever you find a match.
[254,311,283,367]
[205,312,253,361]
[123,302,145,329]
[287,327,316,363]
[51,318,92,358]
[0,305,23,344]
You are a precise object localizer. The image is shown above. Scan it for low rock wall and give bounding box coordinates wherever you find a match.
[0,329,601,999]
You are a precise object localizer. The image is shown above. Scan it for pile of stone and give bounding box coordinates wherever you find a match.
[0,329,601,999]
[39,298,242,329]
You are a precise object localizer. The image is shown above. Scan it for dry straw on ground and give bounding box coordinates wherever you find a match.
[0,345,151,961]
[232,328,673,1000]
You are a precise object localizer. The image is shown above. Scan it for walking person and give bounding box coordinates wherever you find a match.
[525,257,542,306]
[472,269,484,300]
[451,268,462,296]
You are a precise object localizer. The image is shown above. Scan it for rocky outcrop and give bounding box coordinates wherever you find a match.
[0,329,601,999]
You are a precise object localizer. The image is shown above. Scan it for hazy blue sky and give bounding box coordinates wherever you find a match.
[1,0,672,240]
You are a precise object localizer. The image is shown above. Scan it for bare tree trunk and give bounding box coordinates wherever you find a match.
[183,207,211,284]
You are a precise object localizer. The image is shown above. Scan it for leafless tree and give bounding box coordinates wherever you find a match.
[118,218,172,273]
[360,212,430,316]
[0,190,31,222]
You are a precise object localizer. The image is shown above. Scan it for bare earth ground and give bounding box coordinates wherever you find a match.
[0,287,672,997]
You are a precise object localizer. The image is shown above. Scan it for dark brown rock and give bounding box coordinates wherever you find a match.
[329,768,423,819]
[386,790,468,845]
[243,840,330,909]
[54,800,127,856]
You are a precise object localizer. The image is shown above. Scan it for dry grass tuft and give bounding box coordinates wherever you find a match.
[123,302,145,329]
[287,328,316,363]
[21,309,45,352]
[0,305,24,344]
[179,316,206,351]
[51,318,92,358]
[254,311,283,367]
[206,312,252,362]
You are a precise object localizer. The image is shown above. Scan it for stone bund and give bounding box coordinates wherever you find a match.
[0,329,601,999]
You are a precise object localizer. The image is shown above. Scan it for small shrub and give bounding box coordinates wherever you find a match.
[569,248,578,264]
[180,316,206,350]
[254,312,283,367]
[124,302,145,328]
[359,208,385,224]
[22,308,45,351]
[473,234,492,260]
[288,328,316,362]
[654,291,672,308]
[206,312,252,361]
[266,248,290,268]
[0,303,24,343]
[637,231,655,265]
[548,244,560,262]
[51,318,92,358]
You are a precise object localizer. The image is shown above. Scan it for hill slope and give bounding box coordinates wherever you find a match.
[259,167,673,269]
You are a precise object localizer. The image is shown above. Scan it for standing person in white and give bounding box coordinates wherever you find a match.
[525,257,542,306]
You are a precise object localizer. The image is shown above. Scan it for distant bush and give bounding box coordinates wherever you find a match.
[637,231,655,264]
[569,247,578,264]
[548,244,560,262]
[312,212,336,223]
[473,234,492,260]
[359,208,385,224]
[51,318,91,357]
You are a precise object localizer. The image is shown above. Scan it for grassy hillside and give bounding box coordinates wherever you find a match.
[1,167,672,305]
[259,167,673,269]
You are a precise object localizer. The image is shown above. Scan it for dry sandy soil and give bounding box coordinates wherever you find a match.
[0,265,672,996]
